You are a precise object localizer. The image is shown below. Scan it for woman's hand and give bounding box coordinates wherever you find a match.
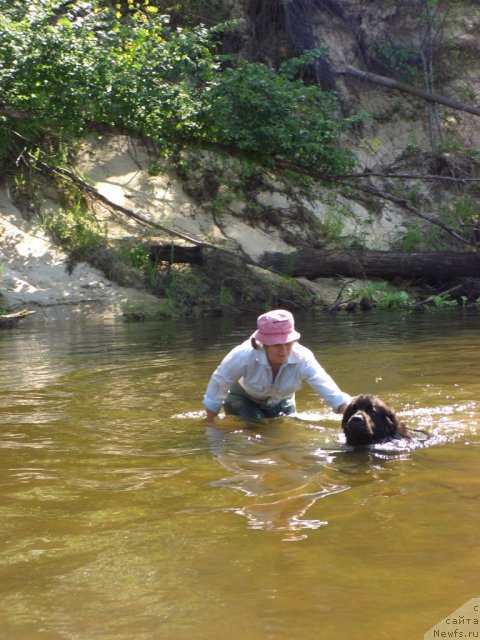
[204,408,218,424]
[336,402,347,414]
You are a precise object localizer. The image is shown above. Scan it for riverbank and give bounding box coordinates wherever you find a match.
[1,133,479,325]
[0,186,163,324]
[0,135,393,324]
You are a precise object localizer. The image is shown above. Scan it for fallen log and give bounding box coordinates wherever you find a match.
[0,309,36,328]
[144,243,480,281]
[259,250,480,281]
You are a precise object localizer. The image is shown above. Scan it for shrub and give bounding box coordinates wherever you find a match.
[0,1,357,175]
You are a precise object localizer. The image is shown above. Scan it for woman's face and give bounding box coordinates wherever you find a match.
[264,341,294,368]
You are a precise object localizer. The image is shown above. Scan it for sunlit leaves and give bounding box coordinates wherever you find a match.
[196,61,355,172]
[0,0,356,174]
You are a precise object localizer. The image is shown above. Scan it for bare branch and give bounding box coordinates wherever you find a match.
[34,158,212,248]
[339,172,480,183]
[341,65,480,119]
[348,182,473,247]
[326,279,356,315]
[274,160,475,247]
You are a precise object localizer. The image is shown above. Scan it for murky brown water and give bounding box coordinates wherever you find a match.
[0,310,479,640]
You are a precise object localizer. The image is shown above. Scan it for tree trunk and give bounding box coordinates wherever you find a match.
[259,249,480,280]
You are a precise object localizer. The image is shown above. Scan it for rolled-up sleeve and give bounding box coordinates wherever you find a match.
[203,368,234,413]
[203,343,247,413]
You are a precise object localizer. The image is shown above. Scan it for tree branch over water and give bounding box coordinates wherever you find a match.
[341,182,472,247]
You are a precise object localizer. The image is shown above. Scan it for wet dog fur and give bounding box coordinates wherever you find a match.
[342,394,410,446]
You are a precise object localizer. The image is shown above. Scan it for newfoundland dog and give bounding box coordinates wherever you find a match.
[342,394,410,446]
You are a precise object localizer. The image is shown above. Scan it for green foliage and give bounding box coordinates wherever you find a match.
[351,281,387,307]
[163,266,206,312]
[378,290,412,310]
[41,201,106,258]
[425,293,458,309]
[427,193,479,249]
[419,291,463,314]
[119,241,161,288]
[0,119,15,167]
[348,281,470,313]
[450,194,479,227]
[121,298,174,320]
[219,285,234,305]
[120,243,150,270]
[197,60,355,172]
[375,42,421,83]
[111,0,231,27]
[319,203,359,246]
[348,281,413,310]
[401,224,422,251]
[0,1,356,175]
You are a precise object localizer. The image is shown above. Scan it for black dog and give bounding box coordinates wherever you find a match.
[342,395,410,446]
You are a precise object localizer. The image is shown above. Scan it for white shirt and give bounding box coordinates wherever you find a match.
[203,339,350,414]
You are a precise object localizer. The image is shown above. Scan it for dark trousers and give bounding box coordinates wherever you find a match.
[224,382,296,422]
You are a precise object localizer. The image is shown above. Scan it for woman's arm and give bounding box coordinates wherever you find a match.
[202,340,250,419]
[300,347,351,412]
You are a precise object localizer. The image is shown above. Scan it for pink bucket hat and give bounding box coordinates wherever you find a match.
[251,309,301,345]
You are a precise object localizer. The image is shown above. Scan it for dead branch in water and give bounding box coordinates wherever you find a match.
[0,309,36,327]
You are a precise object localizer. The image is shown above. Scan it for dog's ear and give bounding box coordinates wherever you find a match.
[384,407,399,424]
[381,408,410,439]
[385,413,400,435]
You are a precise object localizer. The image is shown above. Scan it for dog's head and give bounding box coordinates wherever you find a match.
[342,394,408,446]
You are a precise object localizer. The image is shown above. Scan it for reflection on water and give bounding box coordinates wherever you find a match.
[203,388,476,540]
[0,310,479,640]
[205,422,348,539]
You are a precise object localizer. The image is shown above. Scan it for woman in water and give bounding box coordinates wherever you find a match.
[203,309,350,423]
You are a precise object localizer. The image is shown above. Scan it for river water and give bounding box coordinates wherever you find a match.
[0,309,479,640]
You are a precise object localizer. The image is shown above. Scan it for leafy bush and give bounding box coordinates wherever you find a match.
[0,0,356,174]
[375,42,421,83]
[196,59,355,172]
[40,196,106,258]
[348,281,413,310]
